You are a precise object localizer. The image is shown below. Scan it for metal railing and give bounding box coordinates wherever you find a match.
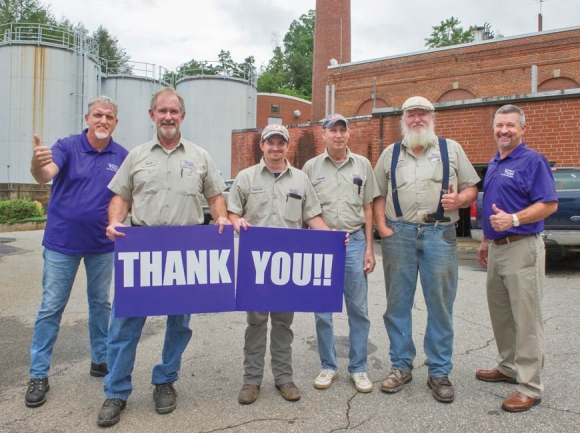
[173,61,257,87]
[0,22,99,62]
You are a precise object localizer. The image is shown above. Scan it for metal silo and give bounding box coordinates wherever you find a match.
[102,69,169,150]
[0,23,100,183]
[176,70,257,179]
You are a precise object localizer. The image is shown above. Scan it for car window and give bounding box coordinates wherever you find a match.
[224,180,234,192]
[553,170,580,190]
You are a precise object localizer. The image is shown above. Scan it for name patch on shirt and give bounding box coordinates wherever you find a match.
[143,160,157,168]
[181,160,196,169]
[251,187,265,194]
[428,153,441,162]
[501,168,515,178]
[315,176,326,182]
[107,163,120,172]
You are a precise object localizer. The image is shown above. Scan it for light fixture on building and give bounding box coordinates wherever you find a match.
[294,110,301,118]
[330,58,338,66]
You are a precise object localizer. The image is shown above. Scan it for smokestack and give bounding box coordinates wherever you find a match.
[311,0,351,122]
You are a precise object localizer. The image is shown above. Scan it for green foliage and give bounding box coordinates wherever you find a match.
[257,9,314,100]
[0,199,45,224]
[425,16,474,48]
[167,50,255,85]
[0,0,52,24]
[92,25,132,74]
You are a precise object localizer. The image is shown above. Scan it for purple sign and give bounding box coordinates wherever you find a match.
[114,225,235,317]
[236,227,346,312]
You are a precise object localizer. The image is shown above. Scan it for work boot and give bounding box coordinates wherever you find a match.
[381,369,412,393]
[275,382,300,401]
[427,376,455,403]
[25,378,49,408]
[238,384,260,404]
[90,362,109,378]
[97,398,126,427]
[153,382,177,414]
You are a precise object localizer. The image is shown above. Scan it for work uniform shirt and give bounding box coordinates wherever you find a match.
[302,148,379,232]
[482,142,557,240]
[227,158,321,228]
[374,137,479,224]
[109,136,225,226]
[44,129,128,255]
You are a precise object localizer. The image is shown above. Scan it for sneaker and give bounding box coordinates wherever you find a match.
[238,384,260,404]
[275,382,301,401]
[153,382,177,414]
[427,376,454,403]
[90,362,108,378]
[97,398,126,427]
[380,369,412,393]
[24,377,49,408]
[313,369,338,389]
[350,372,373,393]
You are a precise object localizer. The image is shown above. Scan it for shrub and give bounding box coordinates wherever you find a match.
[0,199,45,224]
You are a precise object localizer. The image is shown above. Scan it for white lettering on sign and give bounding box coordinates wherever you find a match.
[117,250,232,287]
[251,251,333,286]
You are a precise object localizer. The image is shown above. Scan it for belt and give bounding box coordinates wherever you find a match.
[490,234,531,246]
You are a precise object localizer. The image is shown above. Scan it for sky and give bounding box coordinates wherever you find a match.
[44,0,580,75]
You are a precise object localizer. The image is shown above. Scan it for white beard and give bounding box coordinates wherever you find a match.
[95,131,110,140]
[401,121,437,149]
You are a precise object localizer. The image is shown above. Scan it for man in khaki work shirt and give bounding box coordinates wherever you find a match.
[373,96,479,404]
[302,113,379,393]
[96,88,230,428]
[228,124,330,405]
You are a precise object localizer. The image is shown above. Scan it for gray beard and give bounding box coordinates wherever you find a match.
[402,123,437,149]
[95,131,110,140]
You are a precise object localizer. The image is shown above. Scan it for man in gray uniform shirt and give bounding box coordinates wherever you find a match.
[302,114,379,393]
[228,124,330,405]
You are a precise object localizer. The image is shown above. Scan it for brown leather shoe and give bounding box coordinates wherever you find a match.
[275,382,301,401]
[238,384,260,404]
[475,368,517,384]
[427,376,454,403]
[501,391,541,412]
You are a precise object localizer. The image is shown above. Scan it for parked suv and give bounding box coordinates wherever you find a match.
[202,179,234,224]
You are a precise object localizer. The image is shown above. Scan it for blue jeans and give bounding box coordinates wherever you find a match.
[315,229,370,373]
[104,307,192,400]
[29,248,113,378]
[380,220,458,377]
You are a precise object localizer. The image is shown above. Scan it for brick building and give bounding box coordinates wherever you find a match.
[256,93,311,128]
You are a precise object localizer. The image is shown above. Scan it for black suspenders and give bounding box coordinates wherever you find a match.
[390,137,450,223]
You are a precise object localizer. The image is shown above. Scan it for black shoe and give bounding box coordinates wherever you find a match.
[90,362,109,378]
[153,382,177,414]
[97,398,126,427]
[25,378,49,408]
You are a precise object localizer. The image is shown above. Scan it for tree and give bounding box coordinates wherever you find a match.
[166,51,255,85]
[0,0,52,24]
[257,9,315,100]
[92,25,131,74]
[425,16,474,48]
[425,17,503,49]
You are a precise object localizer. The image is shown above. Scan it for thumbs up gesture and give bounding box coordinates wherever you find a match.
[31,134,53,169]
[441,183,460,211]
[489,203,513,232]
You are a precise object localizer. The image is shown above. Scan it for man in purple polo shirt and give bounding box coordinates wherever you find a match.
[476,104,557,413]
[25,96,128,409]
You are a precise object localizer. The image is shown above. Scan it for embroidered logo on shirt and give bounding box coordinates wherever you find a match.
[107,163,119,172]
[289,188,300,195]
[181,160,196,169]
[315,176,326,182]
[143,160,156,167]
[501,169,515,178]
[428,153,442,162]
[251,187,265,193]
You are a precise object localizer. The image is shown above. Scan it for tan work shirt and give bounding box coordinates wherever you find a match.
[227,158,322,228]
[108,136,225,226]
[302,148,379,232]
[374,137,479,224]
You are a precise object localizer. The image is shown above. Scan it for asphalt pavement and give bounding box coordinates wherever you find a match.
[1,230,579,432]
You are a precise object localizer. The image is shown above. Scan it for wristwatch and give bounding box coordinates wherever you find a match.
[512,214,520,227]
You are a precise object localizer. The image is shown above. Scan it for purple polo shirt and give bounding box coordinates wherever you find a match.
[482,142,557,240]
[43,129,129,255]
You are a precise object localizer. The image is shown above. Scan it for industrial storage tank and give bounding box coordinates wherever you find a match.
[176,74,257,178]
[0,23,100,183]
[102,75,169,150]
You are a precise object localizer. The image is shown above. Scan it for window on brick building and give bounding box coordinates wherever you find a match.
[271,105,280,113]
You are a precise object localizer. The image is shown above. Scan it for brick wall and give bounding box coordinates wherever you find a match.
[257,94,311,127]
[319,28,580,117]
[231,97,580,177]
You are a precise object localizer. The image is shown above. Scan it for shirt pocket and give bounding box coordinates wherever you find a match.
[284,191,303,222]
[179,168,201,196]
[133,167,162,194]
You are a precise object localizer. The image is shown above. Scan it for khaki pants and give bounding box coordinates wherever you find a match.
[242,311,294,386]
[487,235,545,398]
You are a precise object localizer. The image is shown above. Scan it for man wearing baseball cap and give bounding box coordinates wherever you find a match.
[302,114,379,393]
[373,96,479,403]
[228,124,330,404]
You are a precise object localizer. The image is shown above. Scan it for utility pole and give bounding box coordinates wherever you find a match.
[538,0,545,31]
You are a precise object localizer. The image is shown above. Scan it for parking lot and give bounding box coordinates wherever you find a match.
[1,230,579,432]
